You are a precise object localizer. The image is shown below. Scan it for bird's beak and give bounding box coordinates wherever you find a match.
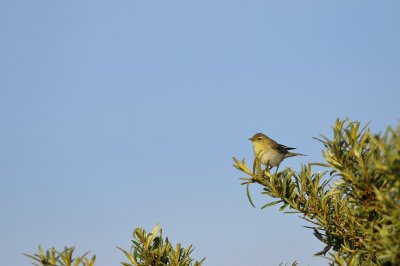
[248,137,253,141]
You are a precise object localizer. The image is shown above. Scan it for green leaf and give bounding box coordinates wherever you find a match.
[261,200,283,209]
[279,203,289,211]
[314,245,331,256]
[246,183,256,208]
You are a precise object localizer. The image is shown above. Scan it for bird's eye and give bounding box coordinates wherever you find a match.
[258,137,262,140]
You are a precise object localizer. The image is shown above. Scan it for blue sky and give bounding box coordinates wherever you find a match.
[0,1,399,265]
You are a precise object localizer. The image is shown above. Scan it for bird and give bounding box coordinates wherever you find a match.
[249,133,306,170]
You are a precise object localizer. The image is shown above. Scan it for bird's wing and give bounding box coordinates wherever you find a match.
[279,144,296,150]
[273,143,296,153]
[267,136,297,153]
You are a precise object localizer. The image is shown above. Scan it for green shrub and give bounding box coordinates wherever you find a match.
[118,224,205,266]
[24,224,204,266]
[23,246,95,266]
[234,119,400,265]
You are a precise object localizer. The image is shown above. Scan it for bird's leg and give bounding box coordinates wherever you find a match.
[275,164,280,174]
[265,160,272,173]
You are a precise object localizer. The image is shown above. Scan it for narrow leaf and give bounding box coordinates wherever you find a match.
[246,183,256,208]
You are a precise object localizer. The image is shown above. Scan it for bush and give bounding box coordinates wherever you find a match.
[24,224,204,266]
[233,119,400,265]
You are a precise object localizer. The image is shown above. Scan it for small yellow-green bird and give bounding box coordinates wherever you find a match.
[249,133,306,169]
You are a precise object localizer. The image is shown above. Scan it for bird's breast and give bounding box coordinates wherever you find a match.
[260,150,285,167]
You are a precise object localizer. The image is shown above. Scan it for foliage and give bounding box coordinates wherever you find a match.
[24,225,204,266]
[233,119,400,265]
[23,246,95,266]
[118,224,205,266]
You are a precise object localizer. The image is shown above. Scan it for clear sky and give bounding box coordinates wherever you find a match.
[0,1,399,265]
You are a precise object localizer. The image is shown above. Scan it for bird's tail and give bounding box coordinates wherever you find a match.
[285,152,307,158]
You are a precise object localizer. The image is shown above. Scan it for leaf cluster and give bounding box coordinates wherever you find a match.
[233,119,400,265]
[24,225,204,266]
[118,224,205,266]
[23,246,95,266]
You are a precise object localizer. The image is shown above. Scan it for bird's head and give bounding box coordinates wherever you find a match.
[249,133,268,143]
[249,133,271,154]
